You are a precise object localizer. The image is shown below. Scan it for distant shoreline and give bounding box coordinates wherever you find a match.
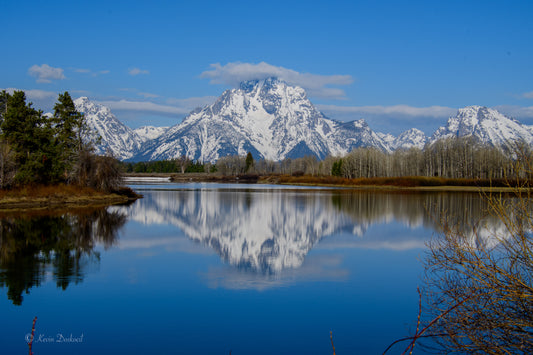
[126,173,529,193]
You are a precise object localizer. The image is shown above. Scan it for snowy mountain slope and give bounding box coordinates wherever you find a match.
[331,119,393,154]
[133,78,391,162]
[74,97,144,160]
[430,106,533,150]
[134,126,168,142]
[391,128,427,150]
[81,87,533,162]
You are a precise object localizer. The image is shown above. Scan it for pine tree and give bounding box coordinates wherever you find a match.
[245,152,254,172]
[0,91,55,184]
[0,90,9,125]
[52,92,85,180]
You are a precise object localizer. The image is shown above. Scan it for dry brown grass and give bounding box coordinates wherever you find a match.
[274,175,529,189]
[0,184,136,211]
[0,184,104,200]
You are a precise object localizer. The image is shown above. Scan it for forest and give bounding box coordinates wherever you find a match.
[2,89,530,188]
[126,138,530,182]
[0,90,121,191]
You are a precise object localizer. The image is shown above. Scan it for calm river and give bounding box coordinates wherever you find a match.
[0,182,504,354]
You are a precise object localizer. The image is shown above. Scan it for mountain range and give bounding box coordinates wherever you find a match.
[74,78,533,162]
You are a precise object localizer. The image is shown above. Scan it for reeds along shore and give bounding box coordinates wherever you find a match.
[274,175,531,188]
[162,172,531,190]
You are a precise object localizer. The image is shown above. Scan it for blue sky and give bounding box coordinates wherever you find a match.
[2,0,533,134]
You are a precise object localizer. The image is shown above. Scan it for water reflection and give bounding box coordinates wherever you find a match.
[0,208,127,305]
[124,188,505,275]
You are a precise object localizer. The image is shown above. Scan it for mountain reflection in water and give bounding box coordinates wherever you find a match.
[0,208,127,305]
[0,186,509,300]
[122,187,504,277]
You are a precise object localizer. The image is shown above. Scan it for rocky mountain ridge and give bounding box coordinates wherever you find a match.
[77,79,533,162]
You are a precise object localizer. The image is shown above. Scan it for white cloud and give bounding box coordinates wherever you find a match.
[4,88,56,100]
[522,91,533,99]
[97,99,190,116]
[3,88,58,113]
[200,62,353,99]
[494,105,533,119]
[27,64,66,83]
[73,68,110,77]
[317,104,457,118]
[129,67,149,76]
[166,96,217,109]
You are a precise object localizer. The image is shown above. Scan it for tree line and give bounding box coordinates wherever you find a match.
[145,137,527,180]
[329,137,521,179]
[8,88,521,184]
[0,90,121,191]
[122,159,212,174]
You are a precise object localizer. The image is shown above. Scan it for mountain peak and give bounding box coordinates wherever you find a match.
[74,97,143,160]
[239,76,283,90]
[82,89,533,163]
[430,105,533,149]
[135,79,393,162]
[73,96,92,109]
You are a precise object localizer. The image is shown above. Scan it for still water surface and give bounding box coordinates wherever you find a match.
[0,182,501,354]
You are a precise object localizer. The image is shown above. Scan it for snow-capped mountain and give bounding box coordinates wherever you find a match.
[79,83,532,163]
[391,128,427,150]
[430,106,533,150]
[133,78,391,162]
[74,97,144,160]
[134,126,168,142]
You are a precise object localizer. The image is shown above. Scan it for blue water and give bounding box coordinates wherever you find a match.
[0,183,490,354]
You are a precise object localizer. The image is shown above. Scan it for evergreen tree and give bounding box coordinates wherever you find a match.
[1,91,55,184]
[52,92,85,180]
[245,152,254,172]
[331,159,343,177]
[0,90,9,125]
[54,92,89,149]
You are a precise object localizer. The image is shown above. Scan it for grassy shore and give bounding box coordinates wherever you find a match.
[272,175,530,192]
[0,184,140,211]
[148,172,530,193]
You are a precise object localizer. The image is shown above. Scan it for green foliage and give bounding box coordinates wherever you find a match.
[0,90,119,190]
[245,151,254,172]
[185,161,205,173]
[331,159,343,176]
[52,92,85,177]
[0,90,8,123]
[1,91,57,184]
[122,159,208,173]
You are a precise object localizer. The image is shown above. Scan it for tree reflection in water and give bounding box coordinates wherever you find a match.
[0,208,127,305]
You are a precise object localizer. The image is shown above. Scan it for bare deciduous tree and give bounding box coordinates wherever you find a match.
[412,149,533,354]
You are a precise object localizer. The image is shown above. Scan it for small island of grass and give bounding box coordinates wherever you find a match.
[0,184,140,212]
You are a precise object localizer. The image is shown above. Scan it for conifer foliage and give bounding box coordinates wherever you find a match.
[0,90,122,191]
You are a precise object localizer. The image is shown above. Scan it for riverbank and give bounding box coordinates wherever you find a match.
[0,184,141,211]
[130,172,529,193]
[273,175,530,192]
